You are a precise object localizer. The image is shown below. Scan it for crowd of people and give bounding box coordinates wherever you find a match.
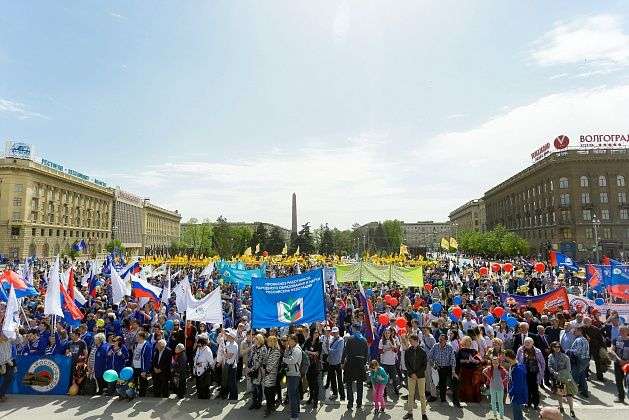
[0,254,628,420]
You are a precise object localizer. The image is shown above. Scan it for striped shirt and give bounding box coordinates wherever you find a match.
[428,342,456,368]
[0,338,13,365]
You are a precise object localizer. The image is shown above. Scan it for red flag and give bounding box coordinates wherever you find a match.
[67,268,75,301]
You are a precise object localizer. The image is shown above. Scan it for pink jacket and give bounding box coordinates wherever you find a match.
[482,365,508,389]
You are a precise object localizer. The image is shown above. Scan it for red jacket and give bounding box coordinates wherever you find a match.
[482,365,508,389]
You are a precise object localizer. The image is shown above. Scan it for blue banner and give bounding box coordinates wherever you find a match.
[251,268,326,328]
[9,354,72,395]
[219,262,265,287]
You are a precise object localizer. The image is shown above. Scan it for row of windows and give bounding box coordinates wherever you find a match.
[498,206,628,229]
[562,174,625,189]
[519,227,628,241]
[18,227,110,239]
[558,191,627,205]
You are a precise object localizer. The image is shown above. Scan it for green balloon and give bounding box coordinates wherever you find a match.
[103,369,119,383]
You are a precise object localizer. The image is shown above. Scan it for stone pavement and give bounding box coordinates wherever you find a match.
[0,366,626,419]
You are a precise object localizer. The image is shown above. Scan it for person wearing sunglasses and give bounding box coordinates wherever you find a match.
[547,341,576,417]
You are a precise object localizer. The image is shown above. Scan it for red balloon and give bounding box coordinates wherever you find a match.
[451,306,463,319]
[384,294,392,302]
[491,263,501,273]
[413,302,421,310]
[390,297,399,307]
[493,306,505,318]
[378,313,390,326]
[623,363,629,375]
[398,328,407,336]
[503,262,513,273]
[534,262,545,273]
[479,267,489,276]
[395,317,407,328]
[424,284,433,292]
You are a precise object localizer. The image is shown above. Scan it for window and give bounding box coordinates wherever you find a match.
[562,228,572,240]
[599,175,607,187]
[31,228,36,236]
[618,175,626,187]
[13,197,22,206]
[56,229,60,237]
[621,209,629,220]
[550,180,554,190]
[14,184,23,193]
[561,210,570,223]
[582,209,592,221]
[559,177,569,188]
[581,192,590,204]
[601,209,610,220]
[560,193,570,205]
[11,227,20,236]
[600,192,608,203]
[585,228,593,239]
[603,228,611,239]
[11,211,20,220]
[580,176,589,187]
[49,229,53,236]
[619,192,627,204]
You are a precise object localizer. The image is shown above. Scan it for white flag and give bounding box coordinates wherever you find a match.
[110,263,127,305]
[44,257,64,317]
[173,276,191,313]
[2,285,19,339]
[74,287,87,307]
[199,263,214,278]
[185,287,223,324]
[161,266,171,304]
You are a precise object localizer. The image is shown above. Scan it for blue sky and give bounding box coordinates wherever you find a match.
[2,1,629,229]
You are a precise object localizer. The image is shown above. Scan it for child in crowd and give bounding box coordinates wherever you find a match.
[483,356,508,419]
[116,378,137,402]
[369,359,389,414]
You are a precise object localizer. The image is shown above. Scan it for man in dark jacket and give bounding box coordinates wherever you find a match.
[342,326,369,410]
[152,339,172,398]
[404,334,428,420]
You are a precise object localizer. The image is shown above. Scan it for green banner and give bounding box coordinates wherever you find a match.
[334,263,423,287]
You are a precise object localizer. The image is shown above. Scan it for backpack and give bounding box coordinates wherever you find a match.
[299,349,310,376]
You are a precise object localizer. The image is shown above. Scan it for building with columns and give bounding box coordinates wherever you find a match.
[0,156,113,259]
[142,201,181,255]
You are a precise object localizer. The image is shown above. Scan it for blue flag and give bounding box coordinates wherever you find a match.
[251,268,326,328]
[219,263,265,287]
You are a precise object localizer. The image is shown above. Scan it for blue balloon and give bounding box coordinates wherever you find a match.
[594,298,605,306]
[500,312,509,321]
[453,295,462,305]
[485,314,495,325]
[164,319,174,332]
[103,369,119,383]
[506,317,519,328]
[119,366,134,381]
[586,290,595,300]
[431,302,443,314]
[366,288,373,297]
[449,313,460,322]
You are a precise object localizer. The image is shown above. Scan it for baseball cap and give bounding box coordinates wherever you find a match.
[331,327,339,333]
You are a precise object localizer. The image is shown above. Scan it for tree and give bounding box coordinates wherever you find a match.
[267,226,285,255]
[232,226,253,256]
[382,219,404,254]
[373,223,389,254]
[295,223,314,254]
[332,228,355,256]
[212,216,233,258]
[457,225,529,258]
[106,239,125,254]
[250,223,269,253]
[179,220,213,256]
[319,224,335,255]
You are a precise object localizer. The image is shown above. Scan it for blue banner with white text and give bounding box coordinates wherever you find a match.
[251,268,326,328]
[9,354,72,395]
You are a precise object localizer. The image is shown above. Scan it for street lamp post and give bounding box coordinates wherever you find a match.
[592,214,601,263]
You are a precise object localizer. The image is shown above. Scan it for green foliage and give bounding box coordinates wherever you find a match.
[294,223,314,255]
[267,226,285,254]
[250,223,269,252]
[319,224,335,256]
[105,239,125,254]
[232,226,253,256]
[382,220,405,254]
[212,216,234,258]
[457,225,528,257]
[179,218,213,256]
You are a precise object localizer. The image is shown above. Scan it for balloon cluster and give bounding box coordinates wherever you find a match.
[384,294,399,307]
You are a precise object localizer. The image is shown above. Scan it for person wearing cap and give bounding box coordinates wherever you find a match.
[171,343,188,399]
[193,334,214,399]
[327,326,345,401]
[283,333,303,420]
[219,330,239,401]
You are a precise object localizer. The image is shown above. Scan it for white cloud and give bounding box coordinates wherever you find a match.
[531,14,629,67]
[0,98,49,120]
[103,84,629,229]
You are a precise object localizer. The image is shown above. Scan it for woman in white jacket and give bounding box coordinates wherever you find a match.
[193,334,215,399]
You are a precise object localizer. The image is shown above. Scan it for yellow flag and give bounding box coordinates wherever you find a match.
[449,237,458,250]
[294,245,300,256]
[440,237,450,250]
[243,247,252,256]
[282,243,288,255]
[255,243,260,254]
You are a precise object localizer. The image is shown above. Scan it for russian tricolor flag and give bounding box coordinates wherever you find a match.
[131,275,162,305]
[0,270,39,298]
[357,282,375,344]
[548,251,579,271]
[60,284,84,328]
[120,260,141,279]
